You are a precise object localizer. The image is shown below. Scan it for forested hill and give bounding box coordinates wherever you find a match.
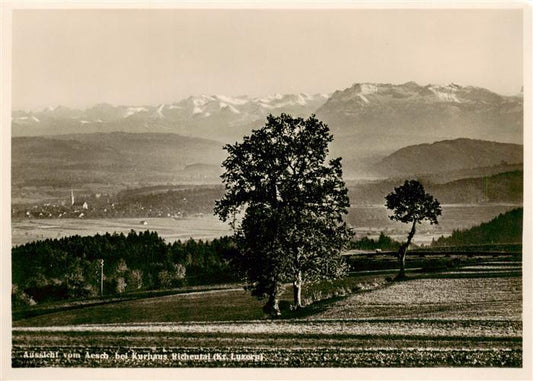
[348,170,523,205]
[433,208,523,246]
[12,133,226,189]
[374,138,522,177]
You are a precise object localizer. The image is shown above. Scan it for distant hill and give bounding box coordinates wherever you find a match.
[13,132,524,207]
[373,138,522,177]
[415,163,523,184]
[182,163,222,179]
[12,133,226,191]
[433,208,522,246]
[429,171,522,204]
[348,170,523,206]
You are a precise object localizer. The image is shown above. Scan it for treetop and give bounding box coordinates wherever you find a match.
[215,113,348,224]
[385,179,441,225]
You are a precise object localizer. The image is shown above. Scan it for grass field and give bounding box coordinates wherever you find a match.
[11,216,233,246]
[12,257,522,367]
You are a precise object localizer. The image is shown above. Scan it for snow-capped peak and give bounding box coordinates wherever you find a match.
[258,93,284,103]
[44,105,58,112]
[295,93,309,105]
[358,83,379,95]
[192,106,204,115]
[219,102,241,114]
[191,95,215,107]
[427,85,461,103]
[155,104,165,118]
[12,115,40,124]
[216,95,249,106]
[124,106,148,118]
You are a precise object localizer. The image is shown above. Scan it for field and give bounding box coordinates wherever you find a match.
[11,203,519,246]
[11,216,232,246]
[12,257,522,367]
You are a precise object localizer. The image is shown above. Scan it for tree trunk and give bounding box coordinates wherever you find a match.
[264,291,281,317]
[293,271,302,308]
[397,246,407,279]
[396,220,417,280]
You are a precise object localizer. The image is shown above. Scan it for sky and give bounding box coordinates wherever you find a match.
[11,8,523,111]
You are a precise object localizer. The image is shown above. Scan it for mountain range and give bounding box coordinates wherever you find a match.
[11,81,524,198]
[317,82,522,175]
[13,82,522,146]
[12,93,329,142]
[317,82,522,143]
[13,81,522,179]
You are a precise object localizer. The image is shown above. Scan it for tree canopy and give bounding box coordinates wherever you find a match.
[386,180,441,225]
[385,179,441,278]
[215,113,352,314]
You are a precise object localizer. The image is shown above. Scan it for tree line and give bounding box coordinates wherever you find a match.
[432,208,522,247]
[349,232,402,251]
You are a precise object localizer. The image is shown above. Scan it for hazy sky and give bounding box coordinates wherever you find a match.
[12,8,523,110]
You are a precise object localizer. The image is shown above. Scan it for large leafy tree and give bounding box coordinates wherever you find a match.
[385,180,441,279]
[215,114,352,315]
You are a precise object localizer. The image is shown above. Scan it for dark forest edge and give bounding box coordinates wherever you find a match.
[12,232,239,308]
[12,208,522,310]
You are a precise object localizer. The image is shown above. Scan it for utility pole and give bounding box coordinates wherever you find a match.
[100,259,104,296]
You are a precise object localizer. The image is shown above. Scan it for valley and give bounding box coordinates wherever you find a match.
[11,216,232,247]
[11,203,520,247]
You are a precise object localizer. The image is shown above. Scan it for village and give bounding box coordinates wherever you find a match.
[10,189,188,220]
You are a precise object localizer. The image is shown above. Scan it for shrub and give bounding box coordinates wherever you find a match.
[115,277,127,293]
[12,285,36,308]
[126,269,143,291]
[157,270,172,289]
